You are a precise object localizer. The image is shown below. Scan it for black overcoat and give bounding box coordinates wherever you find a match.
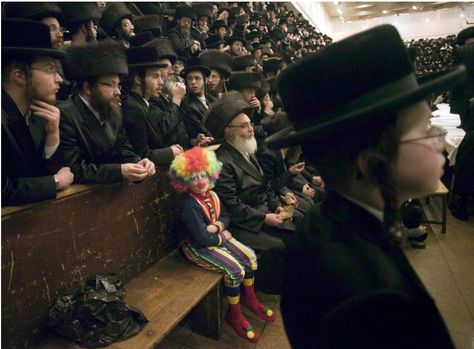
[181,92,215,139]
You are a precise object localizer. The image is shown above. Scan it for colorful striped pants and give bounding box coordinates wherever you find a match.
[180,238,258,288]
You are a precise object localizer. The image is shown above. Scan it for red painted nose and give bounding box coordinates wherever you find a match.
[197,180,207,189]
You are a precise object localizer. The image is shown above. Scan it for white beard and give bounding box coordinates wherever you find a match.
[230,133,258,155]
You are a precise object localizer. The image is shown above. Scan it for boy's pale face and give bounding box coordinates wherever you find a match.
[395,101,445,202]
[188,171,210,195]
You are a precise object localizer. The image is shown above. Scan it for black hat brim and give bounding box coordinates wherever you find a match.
[2,47,66,59]
[266,64,467,150]
[181,65,211,78]
[128,62,169,68]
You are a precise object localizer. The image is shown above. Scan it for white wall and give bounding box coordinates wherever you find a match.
[292,2,474,42]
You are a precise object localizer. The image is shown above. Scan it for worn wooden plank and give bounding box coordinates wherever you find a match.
[2,170,180,349]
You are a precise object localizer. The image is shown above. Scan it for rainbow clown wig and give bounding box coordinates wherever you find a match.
[169,147,222,192]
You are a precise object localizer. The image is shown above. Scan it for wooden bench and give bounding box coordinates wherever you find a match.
[34,251,223,349]
[422,180,449,234]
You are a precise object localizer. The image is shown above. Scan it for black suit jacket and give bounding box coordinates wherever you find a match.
[122,92,174,166]
[181,92,215,139]
[1,90,62,205]
[214,141,281,235]
[59,94,141,184]
[281,191,454,349]
[149,95,191,148]
[168,27,195,59]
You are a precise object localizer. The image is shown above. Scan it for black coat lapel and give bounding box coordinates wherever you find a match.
[223,142,263,181]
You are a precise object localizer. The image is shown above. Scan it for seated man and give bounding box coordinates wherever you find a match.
[59,40,155,184]
[205,91,299,293]
[2,19,73,206]
[122,44,183,166]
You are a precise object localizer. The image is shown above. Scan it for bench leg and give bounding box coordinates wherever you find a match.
[188,282,223,340]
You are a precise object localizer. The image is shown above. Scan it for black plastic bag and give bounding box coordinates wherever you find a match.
[48,274,148,347]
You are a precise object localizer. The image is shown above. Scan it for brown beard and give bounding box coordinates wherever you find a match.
[90,88,122,122]
[26,80,56,105]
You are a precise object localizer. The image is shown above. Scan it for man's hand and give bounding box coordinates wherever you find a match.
[262,95,274,114]
[30,99,60,133]
[194,133,214,147]
[265,213,283,227]
[217,10,229,21]
[54,166,74,190]
[302,184,315,198]
[207,224,218,233]
[249,97,261,113]
[171,144,184,156]
[171,82,186,104]
[288,162,305,175]
[121,163,149,182]
[312,176,325,188]
[137,158,156,176]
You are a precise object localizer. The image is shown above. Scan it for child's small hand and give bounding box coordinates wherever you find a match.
[207,224,218,233]
[223,230,233,240]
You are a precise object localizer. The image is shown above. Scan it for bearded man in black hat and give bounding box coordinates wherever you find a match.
[2,19,74,205]
[99,2,135,48]
[199,49,232,98]
[122,45,183,167]
[205,91,299,293]
[168,5,200,59]
[59,40,155,184]
[60,2,101,44]
[226,34,246,57]
[181,58,216,142]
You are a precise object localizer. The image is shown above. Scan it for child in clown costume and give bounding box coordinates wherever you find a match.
[169,146,276,343]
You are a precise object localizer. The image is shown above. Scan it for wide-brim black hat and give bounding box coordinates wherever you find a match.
[229,72,262,91]
[181,57,211,78]
[266,25,467,150]
[144,38,177,65]
[4,2,64,23]
[204,91,253,138]
[262,57,283,73]
[456,26,474,46]
[129,31,154,47]
[63,40,128,80]
[175,5,197,21]
[127,46,168,68]
[210,20,228,32]
[2,18,65,60]
[99,2,133,36]
[60,2,101,25]
[199,50,232,78]
[232,55,257,71]
[205,35,224,49]
[192,3,214,21]
[226,34,246,46]
[133,15,162,37]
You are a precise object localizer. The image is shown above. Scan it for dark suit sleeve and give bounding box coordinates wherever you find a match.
[1,172,56,206]
[214,161,266,234]
[60,110,123,184]
[182,101,210,139]
[318,290,454,349]
[180,199,226,247]
[169,30,194,53]
[257,148,293,194]
[123,102,174,166]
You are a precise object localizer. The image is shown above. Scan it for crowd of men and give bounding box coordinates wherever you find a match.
[2,2,473,287]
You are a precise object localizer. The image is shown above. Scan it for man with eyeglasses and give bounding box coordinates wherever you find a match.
[58,40,155,184]
[122,45,184,167]
[2,19,74,206]
[60,3,101,44]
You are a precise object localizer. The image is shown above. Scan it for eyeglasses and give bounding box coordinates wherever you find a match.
[97,81,122,91]
[49,25,67,35]
[399,125,447,149]
[30,65,58,75]
[227,122,254,130]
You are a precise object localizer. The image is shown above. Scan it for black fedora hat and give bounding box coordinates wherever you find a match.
[133,15,162,38]
[205,35,224,49]
[232,55,257,71]
[262,57,283,73]
[181,57,211,78]
[99,2,133,36]
[60,2,101,25]
[4,2,64,22]
[2,18,65,60]
[210,20,228,32]
[229,72,262,91]
[175,5,197,21]
[205,91,253,138]
[226,34,246,46]
[456,26,474,46]
[144,38,177,65]
[129,31,154,47]
[127,46,168,69]
[63,40,128,80]
[266,25,467,150]
[199,50,232,78]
